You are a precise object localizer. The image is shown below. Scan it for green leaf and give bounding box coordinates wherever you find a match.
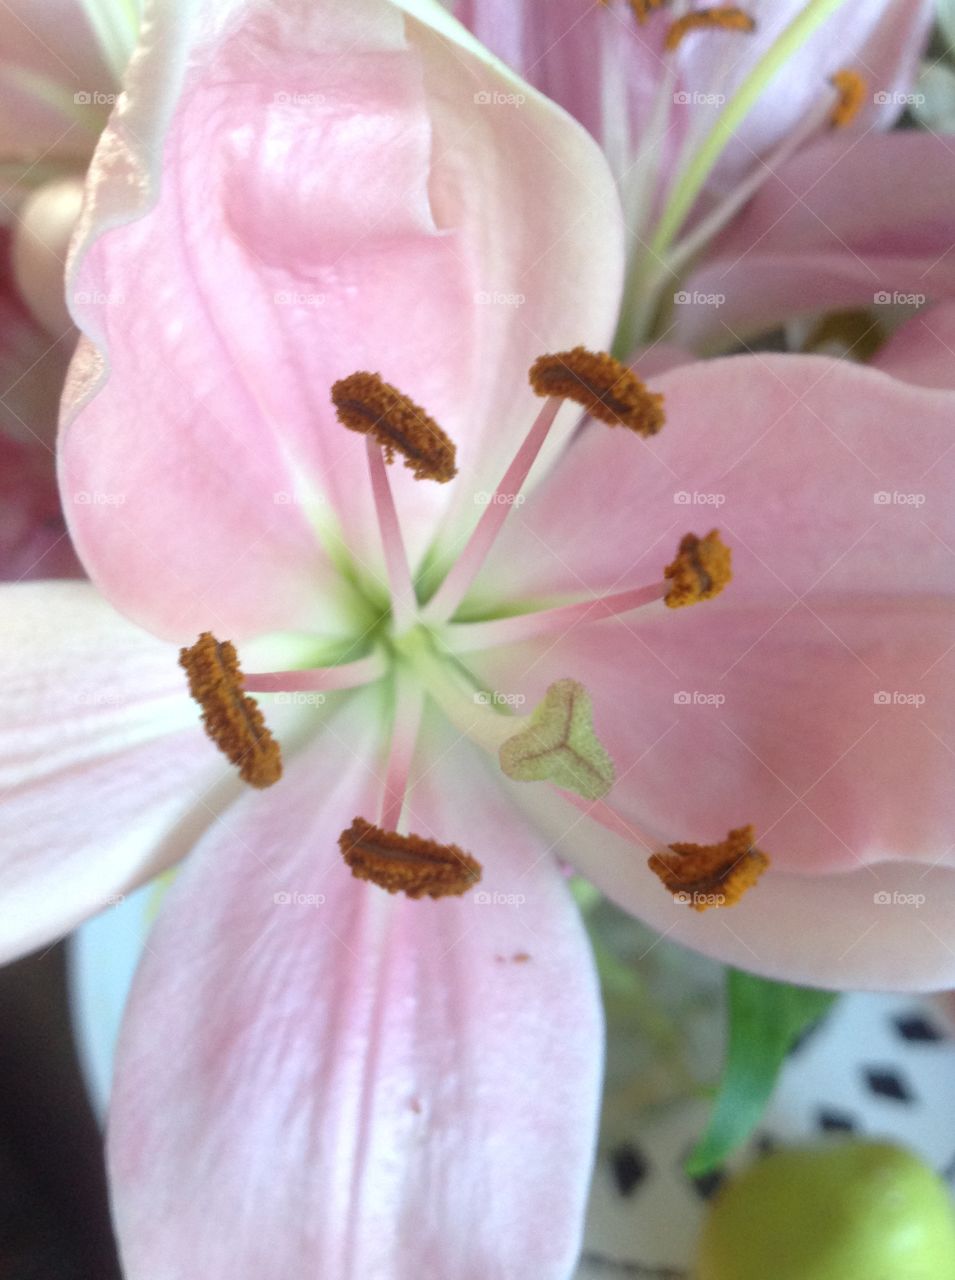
[686,969,838,1177]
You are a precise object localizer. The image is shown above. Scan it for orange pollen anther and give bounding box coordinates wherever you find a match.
[179,633,282,788]
[664,529,732,608]
[339,817,482,899]
[331,371,457,483]
[665,7,755,51]
[599,0,668,24]
[529,347,665,436]
[649,824,769,910]
[829,69,866,128]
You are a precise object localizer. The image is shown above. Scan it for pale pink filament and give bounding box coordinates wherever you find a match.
[367,437,417,631]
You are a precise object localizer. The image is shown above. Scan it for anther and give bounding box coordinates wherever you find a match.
[529,347,664,436]
[665,7,755,51]
[648,824,769,910]
[664,529,731,608]
[331,372,457,483]
[179,633,282,788]
[339,816,482,899]
[829,70,866,129]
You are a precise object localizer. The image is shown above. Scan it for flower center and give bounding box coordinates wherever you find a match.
[179,348,766,909]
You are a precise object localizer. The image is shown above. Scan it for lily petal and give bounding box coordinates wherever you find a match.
[678,133,955,350]
[61,0,623,639]
[0,580,224,962]
[108,697,602,1278]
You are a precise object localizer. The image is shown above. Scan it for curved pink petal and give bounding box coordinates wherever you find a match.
[464,355,954,977]
[472,354,955,607]
[108,698,602,1278]
[872,302,955,391]
[61,0,623,640]
[0,580,226,962]
[525,782,955,991]
[679,133,955,349]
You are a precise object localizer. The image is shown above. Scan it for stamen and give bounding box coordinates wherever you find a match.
[499,678,615,800]
[530,347,664,437]
[339,816,482,899]
[629,0,668,23]
[648,824,769,910]
[243,652,387,693]
[829,69,865,128]
[664,7,756,52]
[664,529,731,608]
[447,582,666,654]
[366,436,417,632]
[331,371,457,483]
[179,633,282,788]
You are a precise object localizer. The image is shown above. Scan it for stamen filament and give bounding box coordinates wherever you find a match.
[380,673,425,832]
[446,582,666,654]
[367,438,417,633]
[242,652,387,693]
[423,396,563,625]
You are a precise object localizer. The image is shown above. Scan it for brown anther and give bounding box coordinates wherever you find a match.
[529,347,664,436]
[339,816,482,899]
[829,69,866,129]
[598,0,668,22]
[179,633,282,788]
[665,7,755,51]
[331,371,457,483]
[664,529,731,608]
[649,824,769,911]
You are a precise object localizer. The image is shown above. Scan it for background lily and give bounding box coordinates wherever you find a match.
[0,0,140,580]
[0,0,953,1275]
[447,0,950,355]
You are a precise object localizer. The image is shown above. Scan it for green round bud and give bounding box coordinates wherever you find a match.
[695,1140,955,1280]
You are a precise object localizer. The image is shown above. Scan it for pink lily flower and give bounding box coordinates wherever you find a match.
[449,0,948,353]
[1,0,953,1273]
